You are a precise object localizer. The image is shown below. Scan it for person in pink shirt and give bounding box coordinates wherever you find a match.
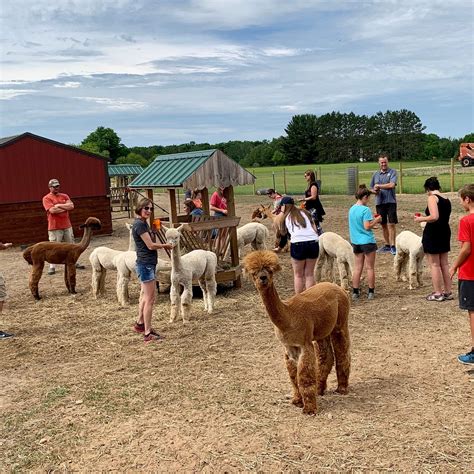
[42,178,84,275]
[210,186,227,217]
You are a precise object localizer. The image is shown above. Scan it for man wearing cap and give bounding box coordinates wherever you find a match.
[42,179,84,275]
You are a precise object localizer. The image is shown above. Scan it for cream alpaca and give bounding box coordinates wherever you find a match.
[394,230,425,289]
[166,225,217,323]
[243,250,351,415]
[227,222,269,258]
[251,204,289,252]
[315,232,354,289]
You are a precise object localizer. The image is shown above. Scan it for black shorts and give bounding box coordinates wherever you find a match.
[459,280,474,311]
[290,240,319,261]
[352,243,377,254]
[376,203,398,225]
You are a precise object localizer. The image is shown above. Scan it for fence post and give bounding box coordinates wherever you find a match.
[450,158,455,192]
[398,161,403,195]
[272,171,276,191]
[283,168,287,194]
[252,169,256,195]
[318,166,322,185]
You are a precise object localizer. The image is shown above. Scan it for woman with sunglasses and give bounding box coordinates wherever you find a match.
[132,198,172,344]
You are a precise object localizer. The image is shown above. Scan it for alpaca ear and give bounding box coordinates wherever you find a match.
[79,224,85,229]
[126,223,132,230]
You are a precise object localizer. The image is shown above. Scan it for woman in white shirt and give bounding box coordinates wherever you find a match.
[279,196,319,294]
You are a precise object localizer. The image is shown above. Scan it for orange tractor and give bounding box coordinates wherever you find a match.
[458,143,474,167]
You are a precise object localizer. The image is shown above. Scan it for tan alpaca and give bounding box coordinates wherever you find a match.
[23,217,101,300]
[251,204,289,252]
[243,250,351,415]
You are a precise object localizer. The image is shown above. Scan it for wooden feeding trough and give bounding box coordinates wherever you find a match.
[128,149,255,288]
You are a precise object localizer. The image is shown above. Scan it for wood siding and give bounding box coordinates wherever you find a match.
[0,196,113,245]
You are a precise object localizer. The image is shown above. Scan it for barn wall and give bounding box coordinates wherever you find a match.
[0,197,113,246]
[0,135,109,204]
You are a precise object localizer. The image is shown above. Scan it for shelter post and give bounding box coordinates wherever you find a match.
[201,187,210,215]
[146,188,155,223]
[168,188,178,224]
[224,185,242,288]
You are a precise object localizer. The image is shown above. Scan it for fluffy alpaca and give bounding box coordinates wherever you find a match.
[251,205,289,252]
[227,222,269,258]
[243,250,351,415]
[166,225,217,323]
[315,232,354,289]
[394,230,425,289]
[89,223,137,306]
[23,217,101,300]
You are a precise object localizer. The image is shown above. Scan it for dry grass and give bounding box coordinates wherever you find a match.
[1,194,473,471]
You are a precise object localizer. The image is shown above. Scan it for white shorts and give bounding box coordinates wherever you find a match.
[48,227,74,243]
[0,273,6,302]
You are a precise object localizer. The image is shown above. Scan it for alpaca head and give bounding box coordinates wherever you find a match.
[165,225,183,248]
[243,250,281,290]
[79,217,102,230]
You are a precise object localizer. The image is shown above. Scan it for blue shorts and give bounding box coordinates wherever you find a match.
[135,263,156,283]
[290,240,319,261]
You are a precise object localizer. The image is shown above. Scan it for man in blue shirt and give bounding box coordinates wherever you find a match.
[370,155,398,255]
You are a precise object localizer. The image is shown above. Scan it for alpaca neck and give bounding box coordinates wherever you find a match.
[128,231,136,251]
[171,240,183,271]
[258,283,291,331]
[78,228,93,253]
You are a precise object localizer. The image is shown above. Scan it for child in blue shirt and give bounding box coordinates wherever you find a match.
[348,185,381,301]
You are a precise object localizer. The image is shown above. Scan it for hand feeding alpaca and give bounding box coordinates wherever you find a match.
[251,204,289,252]
[89,223,137,306]
[243,250,351,415]
[315,232,354,289]
[166,225,217,323]
[394,230,425,289]
[23,217,102,300]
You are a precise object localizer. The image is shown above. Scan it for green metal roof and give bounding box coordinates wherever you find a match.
[108,164,144,177]
[129,149,216,188]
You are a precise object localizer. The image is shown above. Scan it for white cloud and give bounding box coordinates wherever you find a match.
[54,82,81,88]
[74,96,147,110]
[0,89,37,100]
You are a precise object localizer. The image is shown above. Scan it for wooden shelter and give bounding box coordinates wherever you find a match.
[108,164,143,214]
[128,149,255,287]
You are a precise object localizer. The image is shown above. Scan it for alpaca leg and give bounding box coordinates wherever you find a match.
[314,337,334,395]
[337,257,348,289]
[297,345,318,415]
[91,267,101,298]
[315,252,325,282]
[116,273,129,307]
[330,326,351,394]
[205,277,217,314]
[29,262,44,300]
[408,255,418,289]
[394,252,404,281]
[98,268,107,296]
[169,283,180,322]
[180,283,193,323]
[285,348,302,407]
[198,277,208,311]
[417,256,424,287]
[67,264,77,294]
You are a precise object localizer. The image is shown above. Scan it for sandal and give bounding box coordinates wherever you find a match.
[443,292,454,300]
[144,330,165,344]
[426,293,445,302]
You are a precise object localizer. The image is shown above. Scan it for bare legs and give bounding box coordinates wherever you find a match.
[137,280,156,334]
[381,223,396,247]
[352,251,376,290]
[426,252,451,295]
[291,258,317,294]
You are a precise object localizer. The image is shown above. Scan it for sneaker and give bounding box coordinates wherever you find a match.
[443,292,454,300]
[367,292,375,300]
[390,246,397,256]
[377,245,391,254]
[457,350,474,365]
[144,330,165,344]
[47,268,56,275]
[133,322,145,333]
[0,330,14,339]
[426,293,445,302]
[352,292,360,301]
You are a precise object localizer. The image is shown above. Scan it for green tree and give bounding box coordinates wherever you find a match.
[282,114,319,164]
[78,141,109,158]
[116,152,148,167]
[81,127,124,163]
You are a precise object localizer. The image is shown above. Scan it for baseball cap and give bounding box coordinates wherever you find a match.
[280,196,294,206]
[48,179,60,187]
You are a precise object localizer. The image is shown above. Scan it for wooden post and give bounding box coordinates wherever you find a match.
[283,168,287,194]
[168,188,178,225]
[356,165,359,190]
[224,185,242,288]
[450,158,455,192]
[252,169,256,195]
[272,171,276,190]
[318,166,322,184]
[201,187,210,215]
[398,161,403,195]
[146,188,155,224]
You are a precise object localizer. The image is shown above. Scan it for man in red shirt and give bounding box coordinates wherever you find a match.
[450,183,474,365]
[42,178,84,275]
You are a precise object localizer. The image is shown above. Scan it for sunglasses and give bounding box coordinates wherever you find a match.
[52,185,60,188]
[143,206,153,211]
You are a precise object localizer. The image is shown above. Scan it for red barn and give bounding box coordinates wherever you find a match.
[0,132,113,245]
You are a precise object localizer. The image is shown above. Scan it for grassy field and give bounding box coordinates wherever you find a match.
[234,160,472,196]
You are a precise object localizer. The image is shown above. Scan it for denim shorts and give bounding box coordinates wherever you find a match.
[290,240,319,261]
[352,243,378,254]
[459,280,474,311]
[135,263,156,283]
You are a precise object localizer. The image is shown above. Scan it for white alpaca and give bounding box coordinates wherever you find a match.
[394,231,424,289]
[315,232,354,290]
[89,223,137,306]
[166,225,218,323]
[227,222,269,258]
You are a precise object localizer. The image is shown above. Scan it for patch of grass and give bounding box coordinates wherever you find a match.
[43,386,70,407]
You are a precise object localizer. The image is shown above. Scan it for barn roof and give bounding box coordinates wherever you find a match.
[108,163,143,177]
[129,149,255,189]
[0,134,22,146]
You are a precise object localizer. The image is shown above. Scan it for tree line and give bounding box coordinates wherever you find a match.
[77,110,473,168]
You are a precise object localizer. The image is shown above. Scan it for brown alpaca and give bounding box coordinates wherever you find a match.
[251,205,289,252]
[23,217,101,300]
[243,250,351,415]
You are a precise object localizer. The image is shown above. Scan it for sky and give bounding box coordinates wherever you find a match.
[1,0,473,147]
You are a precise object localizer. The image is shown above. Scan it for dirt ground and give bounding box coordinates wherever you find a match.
[1,193,473,472]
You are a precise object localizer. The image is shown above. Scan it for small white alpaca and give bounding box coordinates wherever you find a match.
[89,223,137,306]
[315,232,354,290]
[166,225,217,323]
[227,222,269,258]
[394,231,424,289]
